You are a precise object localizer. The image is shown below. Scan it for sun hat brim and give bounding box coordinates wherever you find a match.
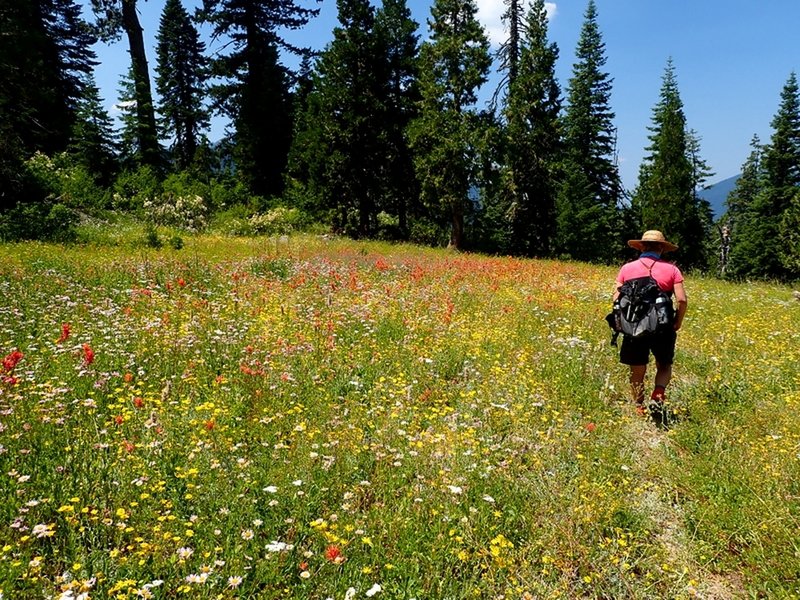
[627,231,679,253]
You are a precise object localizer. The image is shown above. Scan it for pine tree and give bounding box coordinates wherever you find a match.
[155,0,209,170]
[556,0,622,262]
[502,0,561,256]
[498,0,523,87]
[91,0,161,168]
[374,0,420,235]
[288,0,387,236]
[200,0,320,199]
[116,67,141,168]
[409,0,491,249]
[0,0,97,207]
[725,136,764,277]
[69,75,118,185]
[632,59,709,269]
[728,73,800,279]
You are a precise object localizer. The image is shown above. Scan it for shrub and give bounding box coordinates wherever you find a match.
[0,200,78,243]
[143,192,208,232]
[113,166,161,212]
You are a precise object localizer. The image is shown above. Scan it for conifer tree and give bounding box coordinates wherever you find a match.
[200,0,320,198]
[116,67,143,168]
[556,0,622,262]
[632,60,709,269]
[91,0,162,169]
[69,75,118,185]
[409,0,491,249]
[155,0,209,170]
[374,0,420,234]
[728,73,800,279]
[1,0,97,206]
[501,0,561,256]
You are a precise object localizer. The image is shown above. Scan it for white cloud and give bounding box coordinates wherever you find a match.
[477,1,557,47]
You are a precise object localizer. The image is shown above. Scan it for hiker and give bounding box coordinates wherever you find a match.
[612,230,687,417]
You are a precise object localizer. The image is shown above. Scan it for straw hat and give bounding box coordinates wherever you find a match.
[627,230,678,253]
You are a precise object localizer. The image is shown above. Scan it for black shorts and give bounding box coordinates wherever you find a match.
[619,330,677,366]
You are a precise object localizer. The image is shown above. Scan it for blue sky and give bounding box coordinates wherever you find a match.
[87,0,799,191]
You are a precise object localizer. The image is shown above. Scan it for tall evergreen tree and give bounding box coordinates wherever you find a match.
[409,0,491,249]
[200,0,320,198]
[304,0,384,235]
[116,67,141,167]
[91,0,162,168]
[501,0,561,256]
[155,0,209,170]
[498,0,523,88]
[728,73,800,279]
[556,0,622,263]
[0,0,97,207]
[374,0,420,235]
[69,74,118,185]
[632,60,709,269]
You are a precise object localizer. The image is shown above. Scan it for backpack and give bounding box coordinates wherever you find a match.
[613,261,674,338]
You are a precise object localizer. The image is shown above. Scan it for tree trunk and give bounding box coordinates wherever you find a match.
[121,0,160,168]
[448,199,464,249]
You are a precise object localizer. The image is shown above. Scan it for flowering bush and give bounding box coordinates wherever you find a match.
[143,192,208,232]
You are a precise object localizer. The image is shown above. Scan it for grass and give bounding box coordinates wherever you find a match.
[1,232,799,599]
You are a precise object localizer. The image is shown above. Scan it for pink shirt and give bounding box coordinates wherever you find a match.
[616,257,684,294]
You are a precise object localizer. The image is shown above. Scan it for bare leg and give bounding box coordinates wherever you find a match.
[629,365,647,405]
[654,361,672,390]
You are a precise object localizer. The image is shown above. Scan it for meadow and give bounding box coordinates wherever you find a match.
[1,232,799,599]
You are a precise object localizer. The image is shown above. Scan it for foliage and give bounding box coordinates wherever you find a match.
[199,0,320,198]
[155,0,209,170]
[0,200,77,242]
[143,192,208,232]
[632,60,711,270]
[69,75,118,186]
[556,0,623,263]
[727,73,800,280]
[499,0,562,257]
[113,165,162,212]
[90,0,161,168]
[408,0,491,250]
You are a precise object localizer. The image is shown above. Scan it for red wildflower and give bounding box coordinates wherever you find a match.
[57,323,71,344]
[584,422,597,433]
[133,397,144,408]
[3,376,18,386]
[177,278,186,287]
[123,440,135,453]
[114,415,124,426]
[123,372,134,383]
[324,545,345,564]
[204,419,215,431]
[3,350,23,372]
[82,343,95,365]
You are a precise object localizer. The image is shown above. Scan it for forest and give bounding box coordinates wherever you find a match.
[1,0,799,279]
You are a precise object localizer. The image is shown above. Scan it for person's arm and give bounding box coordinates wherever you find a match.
[673,281,687,331]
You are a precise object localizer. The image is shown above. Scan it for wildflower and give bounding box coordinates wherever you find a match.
[241,529,254,540]
[584,422,597,432]
[344,588,356,600]
[82,344,95,366]
[324,545,345,564]
[227,576,243,588]
[32,524,54,538]
[263,485,278,493]
[133,397,144,408]
[299,570,311,579]
[176,546,194,561]
[57,323,71,344]
[2,350,23,372]
[447,485,463,495]
[366,584,382,597]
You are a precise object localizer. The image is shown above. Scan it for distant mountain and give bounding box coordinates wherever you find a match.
[698,174,740,219]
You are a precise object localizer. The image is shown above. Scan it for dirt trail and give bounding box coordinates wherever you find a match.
[622,408,743,599]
